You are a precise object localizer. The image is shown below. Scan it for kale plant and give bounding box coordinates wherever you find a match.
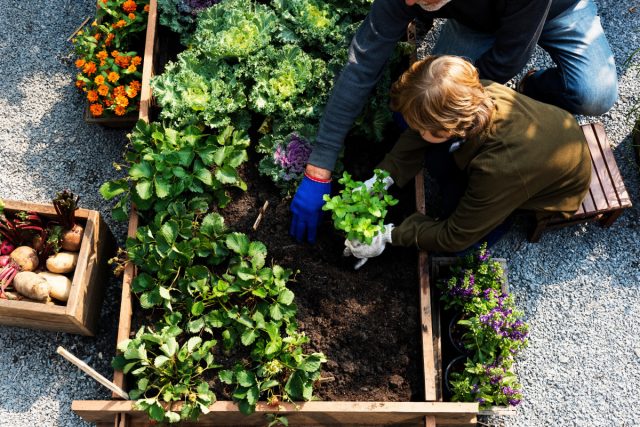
[322,169,398,244]
[157,0,219,44]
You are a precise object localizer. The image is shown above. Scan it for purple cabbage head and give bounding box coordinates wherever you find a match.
[273,133,312,181]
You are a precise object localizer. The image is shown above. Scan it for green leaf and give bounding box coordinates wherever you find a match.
[187,336,202,352]
[165,412,181,423]
[148,402,165,421]
[160,221,178,244]
[135,180,153,200]
[129,161,153,179]
[159,286,171,300]
[194,167,214,186]
[226,232,250,255]
[160,337,179,357]
[265,339,281,355]
[215,165,239,184]
[298,354,325,372]
[132,273,154,292]
[154,355,170,368]
[241,329,259,346]
[188,317,205,333]
[236,370,256,387]
[99,180,128,200]
[219,369,234,384]
[269,303,283,321]
[191,301,205,316]
[246,385,260,406]
[154,177,172,199]
[277,289,295,306]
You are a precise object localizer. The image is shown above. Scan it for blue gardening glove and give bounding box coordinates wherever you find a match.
[290,174,331,243]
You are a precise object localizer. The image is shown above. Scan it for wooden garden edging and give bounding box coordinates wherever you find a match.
[0,200,113,336]
[71,4,479,424]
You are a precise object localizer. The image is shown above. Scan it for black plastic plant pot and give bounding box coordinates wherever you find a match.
[448,312,473,356]
[444,354,468,395]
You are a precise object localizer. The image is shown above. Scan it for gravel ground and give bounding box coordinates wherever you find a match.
[0,0,638,426]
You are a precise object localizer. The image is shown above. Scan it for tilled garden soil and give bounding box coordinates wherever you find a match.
[219,135,424,402]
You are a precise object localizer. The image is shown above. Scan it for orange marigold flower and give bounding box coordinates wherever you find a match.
[114,105,127,116]
[94,33,101,41]
[113,20,127,28]
[127,65,137,73]
[115,95,129,107]
[87,90,99,102]
[128,13,136,20]
[144,4,150,12]
[75,80,84,88]
[131,56,142,67]
[113,85,126,97]
[111,50,120,58]
[115,55,131,68]
[96,50,108,61]
[130,80,141,91]
[104,99,113,107]
[126,86,138,98]
[105,33,115,46]
[94,75,105,85]
[107,71,120,83]
[75,58,86,68]
[82,61,97,75]
[98,84,110,96]
[90,103,104,117]
[123,0,137,13]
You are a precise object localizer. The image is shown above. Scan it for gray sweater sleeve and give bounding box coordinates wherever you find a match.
[307,0,415,171]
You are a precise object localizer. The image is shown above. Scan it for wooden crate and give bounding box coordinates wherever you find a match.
[0,200,114,335]
[71,3,478,424]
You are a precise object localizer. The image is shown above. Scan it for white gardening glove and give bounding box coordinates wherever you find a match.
[363,174,394,193]
[342,224,394,270]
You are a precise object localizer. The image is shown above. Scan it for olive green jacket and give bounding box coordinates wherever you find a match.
[378,81,591,252]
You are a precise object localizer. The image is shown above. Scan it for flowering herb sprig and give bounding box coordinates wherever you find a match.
[438,243,529,409]
[72,0,149,118]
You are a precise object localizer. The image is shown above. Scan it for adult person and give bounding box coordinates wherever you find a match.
[342,55,592,261]
[289,0,616,243]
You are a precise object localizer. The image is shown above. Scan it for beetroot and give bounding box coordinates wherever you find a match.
[0,256,10,268]
[0,241,14,255]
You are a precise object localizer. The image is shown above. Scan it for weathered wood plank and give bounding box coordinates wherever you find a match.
[138,0,157,122]
[591,122,631,207]
[72,400,478,425]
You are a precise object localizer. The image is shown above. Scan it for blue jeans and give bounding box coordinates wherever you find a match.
[432,0,618,116]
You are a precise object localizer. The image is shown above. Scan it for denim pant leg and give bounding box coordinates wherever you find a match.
[431,19,495,61]
[522,0,618,115]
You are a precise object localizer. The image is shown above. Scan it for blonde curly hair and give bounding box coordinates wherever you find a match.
[390,55,495,139]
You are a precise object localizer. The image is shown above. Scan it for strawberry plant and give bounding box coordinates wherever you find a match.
[100,120,249,221]
[114,200,326,422]
[322,169,398,244]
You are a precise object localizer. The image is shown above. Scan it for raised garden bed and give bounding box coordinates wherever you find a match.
[71,1,479,424]
[0,199,114,335]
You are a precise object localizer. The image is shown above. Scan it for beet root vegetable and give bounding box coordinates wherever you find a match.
[10,246,39,272]
[13,272,50,301]
[61,224,83,252]
[0,255,10,268]
[0,261,20,298]
[0,241,15,255]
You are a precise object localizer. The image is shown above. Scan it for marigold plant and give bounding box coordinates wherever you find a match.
[72,0,149,118]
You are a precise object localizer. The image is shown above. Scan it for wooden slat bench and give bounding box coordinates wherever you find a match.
[528,122,632,242]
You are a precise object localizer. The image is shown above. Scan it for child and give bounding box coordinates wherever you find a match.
[344,55,592,261]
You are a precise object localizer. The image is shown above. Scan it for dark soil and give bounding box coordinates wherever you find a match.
[218,132,425,402]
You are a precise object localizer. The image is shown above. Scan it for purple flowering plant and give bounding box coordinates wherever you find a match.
[258,132,313,194]
[438,243,529,409]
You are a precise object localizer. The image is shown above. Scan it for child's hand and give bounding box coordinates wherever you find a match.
[342,224,394,270]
